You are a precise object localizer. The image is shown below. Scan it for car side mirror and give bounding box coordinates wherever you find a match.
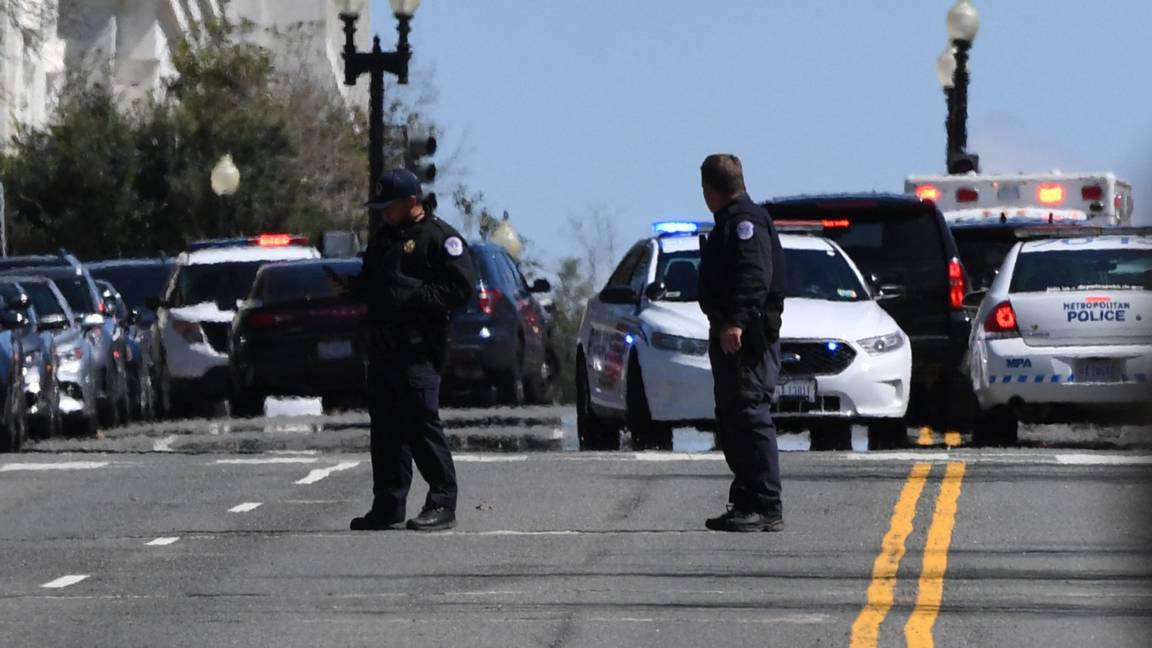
[6,294,30,311]
[643,281,666,302]
[598,285,638,305]
[875,284,907,303]
[1,311,27,330]
[530,278,551,293]
[961,290,988,310]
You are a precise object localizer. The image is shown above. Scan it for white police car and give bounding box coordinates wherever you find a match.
[966,231,1152,445]
[575,221,911,451]
[153,235,319,418]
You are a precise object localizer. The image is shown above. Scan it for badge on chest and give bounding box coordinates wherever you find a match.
[403,239,416,254]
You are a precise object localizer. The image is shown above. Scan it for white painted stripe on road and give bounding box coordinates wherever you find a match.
[228,502,262,513]
[1054,454,1152,465]
[145,537,180,546]
[214,458,318,465]
[294,461,360,485]
[454,454,529,462]
[152,435,178,452]
[1,461,109,472]
[843,452,952,462]
[269,450,319,455]
[631,452,725,461]
[41,575,89,589]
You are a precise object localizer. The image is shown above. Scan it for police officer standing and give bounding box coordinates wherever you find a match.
[340,169,476,532]
[697,154,786,532]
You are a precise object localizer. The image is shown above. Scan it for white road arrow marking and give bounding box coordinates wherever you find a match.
[42,575,89,589]
[294,461,360,485]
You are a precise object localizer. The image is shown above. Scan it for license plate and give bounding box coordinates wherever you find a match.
[317,340,353,360]
[1080,358,1121,384]
[776,378,817,403]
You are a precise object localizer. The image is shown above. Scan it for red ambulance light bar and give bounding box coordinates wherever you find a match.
[1037,184,1065,205]
[915,185,940,202]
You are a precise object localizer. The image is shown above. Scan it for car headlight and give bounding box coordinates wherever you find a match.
[856,331,905,355]
[651,332,709,356]
[172,320,205,344]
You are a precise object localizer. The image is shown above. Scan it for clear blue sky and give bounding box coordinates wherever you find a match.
[372,0,1152,264]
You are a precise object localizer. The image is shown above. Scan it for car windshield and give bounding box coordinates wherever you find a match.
[654,247,867,302]
[90,264,172,310]
[1010,249,1152,292]
[179,261,265,306]
[953,229,1019,290]
[258,261,361,303]
[49,277,97,315]
[23,283,67,318]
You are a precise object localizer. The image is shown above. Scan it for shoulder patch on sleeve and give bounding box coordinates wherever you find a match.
[444,236,464,257]
[736,221,755,240]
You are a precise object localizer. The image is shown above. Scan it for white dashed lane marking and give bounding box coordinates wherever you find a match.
[145,537,180,546]
[294,461,360,485]
[215,458,317,465]
[41,575,89,589]
[0,462,109,472]
[228,502,263,513]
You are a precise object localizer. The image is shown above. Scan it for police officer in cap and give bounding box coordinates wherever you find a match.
[339,168,476,532]
[697,154,786,532]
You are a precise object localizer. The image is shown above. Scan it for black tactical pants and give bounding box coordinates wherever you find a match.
[367,352,457,517]
[708,339,783,516]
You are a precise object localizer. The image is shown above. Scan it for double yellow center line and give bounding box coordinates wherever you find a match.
[850,462,967,648]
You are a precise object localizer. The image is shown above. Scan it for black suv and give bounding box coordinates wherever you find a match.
[444,242,557,405]
[767,194,976,435]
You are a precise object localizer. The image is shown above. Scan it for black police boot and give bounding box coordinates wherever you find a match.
[705,506,784,533]
[406,506,457,532]
[350,511,405,531]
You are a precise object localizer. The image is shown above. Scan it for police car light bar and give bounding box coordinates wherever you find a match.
[188,234,309,251]
[652,221,712,236]
[1014,226,1152,240]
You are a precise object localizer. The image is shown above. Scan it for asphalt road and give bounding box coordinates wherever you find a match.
[2,448,1150,647]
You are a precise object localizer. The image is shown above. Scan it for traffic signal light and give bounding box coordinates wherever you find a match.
[404,128,437,185]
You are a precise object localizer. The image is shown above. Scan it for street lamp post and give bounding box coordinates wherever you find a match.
[339,0,422,233]
[211,154,241,236]
[937,0,981,174]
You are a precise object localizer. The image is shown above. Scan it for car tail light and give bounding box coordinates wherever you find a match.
[1081,185,1103,201]
[821,219,850,228]
[948,257,967,310]
[519,300,540,331]
[915,185,940,202]
[984,301,1019,336]
[1114,193,1124,212]
[478,288,503,315]
[1037,184,1065,205]
[956,188,979,203]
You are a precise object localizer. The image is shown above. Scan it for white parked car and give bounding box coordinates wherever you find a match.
[151,235,319,418]
[575,222,911,451]
[966,231,1152,445]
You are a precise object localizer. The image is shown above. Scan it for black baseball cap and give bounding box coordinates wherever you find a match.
[365,168,422,209]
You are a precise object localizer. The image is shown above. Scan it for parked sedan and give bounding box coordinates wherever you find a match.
[444,242,557,405]
[96,280,156,421]
[229,258,366,416]
[13,277,100,437]
[0,280,61,439]
[0,299,28,453]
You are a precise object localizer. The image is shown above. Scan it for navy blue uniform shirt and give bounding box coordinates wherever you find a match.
[698,194,785,333]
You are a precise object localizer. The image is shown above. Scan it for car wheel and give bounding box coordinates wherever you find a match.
[576,354,621,451]
[626,354,672,451]
[525,352,559,405]
[867,419,909,450]
[496,353,526,407]
[0,384,24,453]
[973,406,1018,447]
[810,422,853,451]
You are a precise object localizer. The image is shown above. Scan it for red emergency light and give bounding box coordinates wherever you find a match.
[1081,185,1103,201]
[955,188,979,203]
[821,219,850,228]
[915,185,940,202]
[1037,184,1065,205]
[255,234,304,247]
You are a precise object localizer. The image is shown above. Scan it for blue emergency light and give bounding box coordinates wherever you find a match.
[652,221,711,236]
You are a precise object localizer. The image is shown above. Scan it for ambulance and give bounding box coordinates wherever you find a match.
[905,172,1135,289]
